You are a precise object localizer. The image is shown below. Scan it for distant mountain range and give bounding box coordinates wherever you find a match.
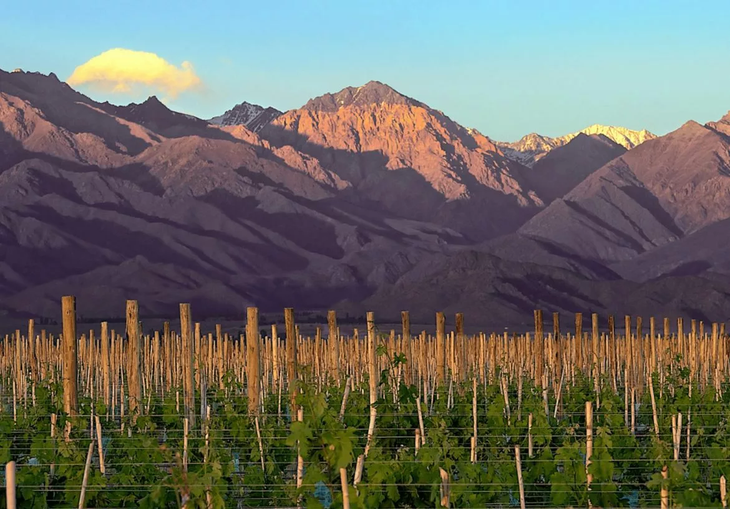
[495,125,656,167]
[1,67,729,325]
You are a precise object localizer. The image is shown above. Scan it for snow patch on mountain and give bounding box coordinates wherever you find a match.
[572,125,654,150]
[496,125,656,166]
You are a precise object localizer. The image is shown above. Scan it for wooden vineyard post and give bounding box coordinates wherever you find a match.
[661,465,669,509]
[721,475,727,508]
[608,315,616,391]
[514,445,526,509]
[164,321,172,390]
[553,312,561,386]
[472,377,478,463]
[328,310,340,385]
[340,467,351,509]
[456,313,465,383]
[180,304,196,429]
[416,397,426,446]
[637,317,644,388]
[314,327,322,383]
[339,377,352,421]
[13,330,20,404]
[95,415,105,474]
[631,388,636,435]
[28,319,35,381]
[439,467,451,508]
[365,311,377,456]
[271,324,279,390]
[650,316,657,374]
[436,312,446,386]
[62,296,78,439]
[79,441,94,509]
[285,308,297,416]
[591,313,599,403]
[100,322,110,410]
[554,369,565,419]
[534,309,544,384]
[215,324,223,390]
[402,311,411,384]
[49,414,57,477]
[247,307,261,416]
[254,414,265,471]
[501,375,512,425]
[183,418,189,471]
[663,317,670,364]
[355,312,379,486]
[625,315,632,397]
[6,461,16,509]
[575,313,583,374]
[586,401,593,500]
[296,408,304,491]
[649,375,660,437]
[671,412,682,461]
[126,300,142,422]
[713,323,720,399]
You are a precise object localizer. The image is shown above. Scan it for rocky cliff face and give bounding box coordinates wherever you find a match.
[261,81,543,240]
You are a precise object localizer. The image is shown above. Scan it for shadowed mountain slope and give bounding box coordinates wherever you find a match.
[345,250,730,325]
[518,116,730,262]
[525,133,626,203]
[614,217,730,281]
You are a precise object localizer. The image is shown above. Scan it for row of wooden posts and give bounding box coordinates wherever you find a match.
[5,303,729,422]
[2,298,730,508]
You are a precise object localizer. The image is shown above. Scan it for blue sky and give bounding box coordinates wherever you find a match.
[1,0,729,141]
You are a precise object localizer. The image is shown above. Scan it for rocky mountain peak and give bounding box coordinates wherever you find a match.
[706,111,730,136]
[128,95,167,112]
[208,101,282,132]
[302,80,420,112]
[93,95,207,137]
[495,133,560,166]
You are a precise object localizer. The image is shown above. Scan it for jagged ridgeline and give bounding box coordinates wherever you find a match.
[3,68,730,325]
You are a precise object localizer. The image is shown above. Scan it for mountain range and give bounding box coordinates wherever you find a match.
[1,68,729,326]
[495,125,656,167]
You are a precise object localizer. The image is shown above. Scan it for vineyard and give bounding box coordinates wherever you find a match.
[0,298,730,508]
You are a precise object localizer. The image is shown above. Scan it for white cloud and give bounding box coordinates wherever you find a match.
[67,48,202,98]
